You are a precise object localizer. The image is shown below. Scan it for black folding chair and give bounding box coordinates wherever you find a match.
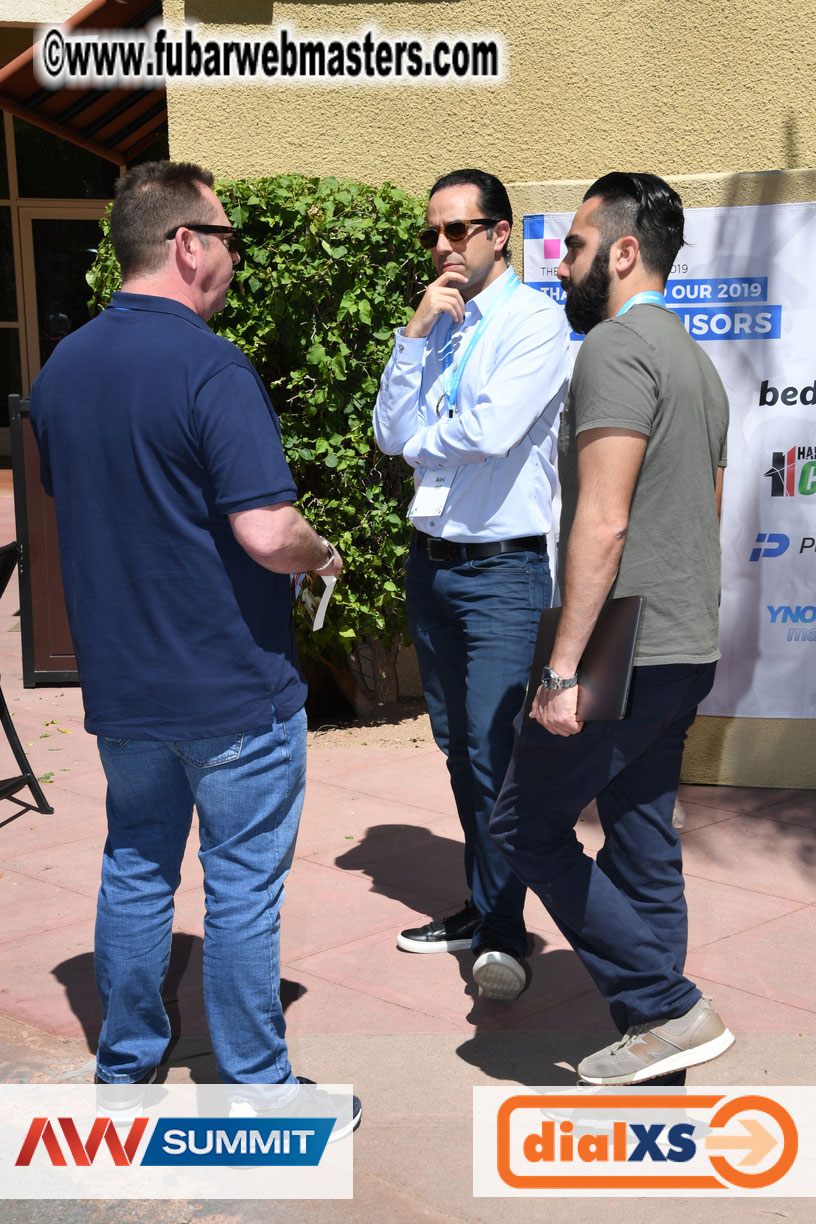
[0,542,55,814]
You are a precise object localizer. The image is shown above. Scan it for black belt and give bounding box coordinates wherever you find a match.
[413,530,546,562]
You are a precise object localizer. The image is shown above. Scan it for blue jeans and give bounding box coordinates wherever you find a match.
[406,541,551,957]
[94,708,306,1085]
[490,663,716,1032]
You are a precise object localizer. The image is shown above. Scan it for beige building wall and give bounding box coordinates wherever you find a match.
[163,0,815,189]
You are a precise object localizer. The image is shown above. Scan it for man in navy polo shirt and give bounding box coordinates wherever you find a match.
[31,162,346,1094]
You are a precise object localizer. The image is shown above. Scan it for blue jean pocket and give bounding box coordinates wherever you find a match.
[171,734,244,769]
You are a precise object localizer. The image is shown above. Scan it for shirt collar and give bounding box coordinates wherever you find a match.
[464,263,517,320]
[108,291,211,331]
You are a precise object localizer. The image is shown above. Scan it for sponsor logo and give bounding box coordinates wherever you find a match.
[16,1117,147,1167]
[474,1089,804,1196]
[522,216,565,277]
[767,605,816,623]
[764,448,816,497]
[767,605,816,643]
[15,1117,333,1168]
[749,533,789,560]
[759,380,816,407]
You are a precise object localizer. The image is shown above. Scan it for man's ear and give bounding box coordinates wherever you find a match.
[612,234,639,274]
[493,218,511,256]
[171,227,199,272]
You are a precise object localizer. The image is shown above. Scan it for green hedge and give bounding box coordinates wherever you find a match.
[88,173,433,705]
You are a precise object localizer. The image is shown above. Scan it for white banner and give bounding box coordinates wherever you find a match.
[524,203,816,718]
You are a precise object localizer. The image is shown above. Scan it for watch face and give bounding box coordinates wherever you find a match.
[541,668,576,690]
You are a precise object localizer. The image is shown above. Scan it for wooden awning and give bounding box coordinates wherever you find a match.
[0,0,166,167]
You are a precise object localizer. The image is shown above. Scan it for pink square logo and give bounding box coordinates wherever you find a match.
[542,238,562,259]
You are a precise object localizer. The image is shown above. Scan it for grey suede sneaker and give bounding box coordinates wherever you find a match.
[578,997,735,1085]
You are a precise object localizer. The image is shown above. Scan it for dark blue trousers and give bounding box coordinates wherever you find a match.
[406,541,551,957]
[490,662,716,1032]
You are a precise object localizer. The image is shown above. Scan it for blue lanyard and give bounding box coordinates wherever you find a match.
[616,290,667,316]
[437,270,522,417]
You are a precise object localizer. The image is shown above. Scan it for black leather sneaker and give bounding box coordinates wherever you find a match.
[397,899,480,953]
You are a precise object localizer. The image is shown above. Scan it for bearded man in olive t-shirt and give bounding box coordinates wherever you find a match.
[490,173,734,1086]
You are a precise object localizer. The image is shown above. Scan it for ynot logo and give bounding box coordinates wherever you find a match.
[749,533,789,561]
[767,605,816,624]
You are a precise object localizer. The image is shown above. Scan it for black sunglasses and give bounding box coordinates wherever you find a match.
[418,218,499,249]
[165,224,243,255]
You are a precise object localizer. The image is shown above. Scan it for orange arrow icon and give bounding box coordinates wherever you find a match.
[705,1118,778,1167]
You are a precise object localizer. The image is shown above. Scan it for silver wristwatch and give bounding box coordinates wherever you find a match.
[540,666,578,691]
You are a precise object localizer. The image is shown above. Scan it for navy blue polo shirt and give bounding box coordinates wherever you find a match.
[30,292,306,739]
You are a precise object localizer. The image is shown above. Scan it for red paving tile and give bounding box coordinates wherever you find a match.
[281,967,463,1036]
[296,783,456,859]
[687,907,816,1018]
[689,975,816,1033]
[680,814,816,903]
[684,873,805,947]
[0,867,97,942]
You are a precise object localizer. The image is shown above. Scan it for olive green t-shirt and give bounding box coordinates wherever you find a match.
[558,304,729,665]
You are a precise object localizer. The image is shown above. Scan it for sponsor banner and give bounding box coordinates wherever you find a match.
[1,1084,354,1199]
[474,1086,816,1197]
[523,202,816,717]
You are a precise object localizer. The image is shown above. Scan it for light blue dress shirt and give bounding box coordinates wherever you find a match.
[373,266,571,542]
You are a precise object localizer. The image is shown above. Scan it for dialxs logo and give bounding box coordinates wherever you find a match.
[494,1092,798,1191]
[16,1117,148,1167]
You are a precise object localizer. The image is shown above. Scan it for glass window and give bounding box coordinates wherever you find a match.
[0,119,9,198]
[0,208,15,320]
[31,218,102,369]
[14,117,118,200]
[0,329,23,429]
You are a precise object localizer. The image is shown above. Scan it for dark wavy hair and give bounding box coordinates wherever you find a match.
[429,168,513,262]
[583,172,684,282]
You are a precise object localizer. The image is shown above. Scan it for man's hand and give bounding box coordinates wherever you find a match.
[403,270,468,338]
[315,544,343,580]
[529,683,584,736]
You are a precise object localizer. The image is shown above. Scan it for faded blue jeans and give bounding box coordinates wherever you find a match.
[406,541,551,957]
[94,708,306,1085]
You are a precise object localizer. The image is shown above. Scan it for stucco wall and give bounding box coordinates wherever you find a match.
[163,0,815,189]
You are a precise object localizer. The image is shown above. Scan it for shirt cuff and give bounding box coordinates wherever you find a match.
[391,328,427,360]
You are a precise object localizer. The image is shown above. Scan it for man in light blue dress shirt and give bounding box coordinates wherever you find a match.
[373,169,571,1000]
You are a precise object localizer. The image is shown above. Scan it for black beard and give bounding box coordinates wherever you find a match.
[563,242,612,334]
